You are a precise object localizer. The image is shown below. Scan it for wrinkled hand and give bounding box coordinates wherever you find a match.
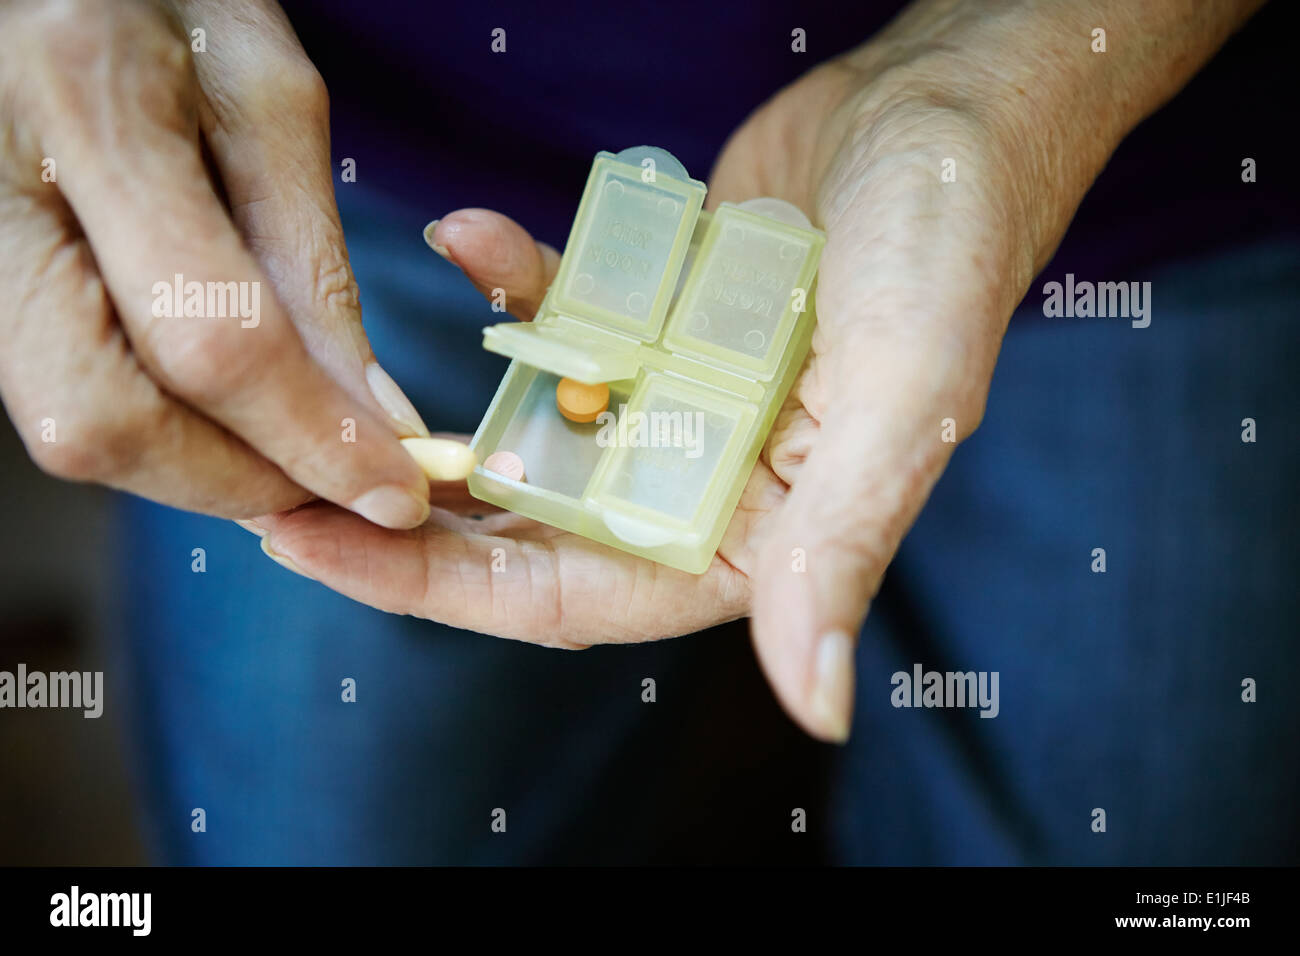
[0,0,430,527]
[257,58,1053,741]
[257,0,1232,740]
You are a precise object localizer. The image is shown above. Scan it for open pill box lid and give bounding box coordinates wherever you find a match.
[482,317,640,384]
[482,147,706,384]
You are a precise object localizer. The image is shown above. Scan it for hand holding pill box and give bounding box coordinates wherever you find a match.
[468,146,824,573]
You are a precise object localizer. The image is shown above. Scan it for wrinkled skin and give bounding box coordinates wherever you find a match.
[257,51,1046,740]
[1,0,1260,741]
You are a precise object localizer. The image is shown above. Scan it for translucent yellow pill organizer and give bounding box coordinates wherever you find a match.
[467,146,824,573]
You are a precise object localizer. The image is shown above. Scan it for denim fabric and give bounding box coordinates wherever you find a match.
[116,182,1298,864]
[832,240,1300,864]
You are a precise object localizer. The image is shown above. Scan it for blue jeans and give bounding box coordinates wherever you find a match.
[115,185,1300,864]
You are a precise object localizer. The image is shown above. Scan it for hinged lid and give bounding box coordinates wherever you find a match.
[481,320,641,384]
[548,147,706,342]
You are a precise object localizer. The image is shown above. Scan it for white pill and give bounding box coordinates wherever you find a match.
[400,437,477,481]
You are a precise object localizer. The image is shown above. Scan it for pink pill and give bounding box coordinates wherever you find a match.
[483,450,526,482]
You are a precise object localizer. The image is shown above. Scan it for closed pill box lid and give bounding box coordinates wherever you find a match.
[549,148,705,342]
[663,200,824,381]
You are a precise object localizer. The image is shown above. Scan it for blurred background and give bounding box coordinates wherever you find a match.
[0,423,144,864]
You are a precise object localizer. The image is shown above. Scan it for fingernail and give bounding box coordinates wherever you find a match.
[235,518,266,537]
[423,219,454,261]
[350,484,430,529]
[400,437,478,481]
[810,629,856,743]
[260,535,309,578]
[365,362,430,438]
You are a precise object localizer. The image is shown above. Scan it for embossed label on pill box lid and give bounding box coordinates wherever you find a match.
[550,153,705,342]
[663,203,824,381]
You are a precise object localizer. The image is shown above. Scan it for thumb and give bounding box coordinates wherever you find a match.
[424,209,561,321]
[751,336,968,743]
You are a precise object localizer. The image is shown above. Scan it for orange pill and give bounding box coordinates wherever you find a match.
[555,377,610,423]
[483,450,526,482]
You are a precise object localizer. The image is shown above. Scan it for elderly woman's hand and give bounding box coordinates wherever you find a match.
[0,0,431,527]
[253,0,1262,740]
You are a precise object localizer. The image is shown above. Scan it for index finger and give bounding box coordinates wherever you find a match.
[35,15,431,528]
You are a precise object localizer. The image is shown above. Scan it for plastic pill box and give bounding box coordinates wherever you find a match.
[467,146,825,573]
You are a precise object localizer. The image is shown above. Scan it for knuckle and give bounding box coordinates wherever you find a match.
[278,60,330,117]
[19,0,112,48]
[28,430,95,480]
[31,441,98,481]
[24,1,195,143]
[313,246,360,315]
[960,392,989,437]
[28,408,143,483]
[33,0,185,74]
[11,3,108,99]
[240,58,329,121]
[147,325,260,407]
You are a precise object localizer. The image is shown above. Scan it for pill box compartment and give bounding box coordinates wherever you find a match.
[474,366,633,500]
[467,298,814,574]
[467,359,763,573]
